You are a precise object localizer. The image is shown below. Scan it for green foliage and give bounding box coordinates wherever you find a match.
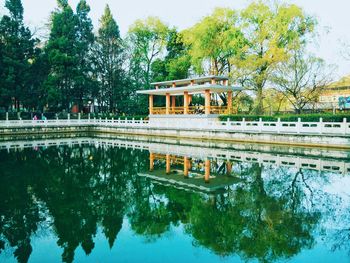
[93,4,127,113]
[0,0,38,110]
[234,1,315,114]
[182,8,244,75]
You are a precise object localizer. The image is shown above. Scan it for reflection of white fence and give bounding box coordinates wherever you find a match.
[1,136,349,174]
[0,117,350,136]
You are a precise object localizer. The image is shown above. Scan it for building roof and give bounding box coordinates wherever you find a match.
[151,75,229,87]
[136,83,242,96]
[327,74,350,89]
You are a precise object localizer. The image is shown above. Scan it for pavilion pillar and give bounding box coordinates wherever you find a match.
[205,89,211,115]
[227,91,232,114]
[150,153,154,171]
[149,95,154,115]
[184,156,189,178]
[226,161,232,176]
[184,91,189,114]
[171,96,176,112]
[166,93,170,114]
[166,154,171,174]
[205,159,210,183]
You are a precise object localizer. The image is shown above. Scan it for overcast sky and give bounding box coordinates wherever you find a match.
[1,0,350,79]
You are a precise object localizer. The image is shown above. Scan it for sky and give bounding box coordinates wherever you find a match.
[1,0,350,79]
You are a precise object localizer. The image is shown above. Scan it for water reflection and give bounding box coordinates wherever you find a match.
[0,136,349,262]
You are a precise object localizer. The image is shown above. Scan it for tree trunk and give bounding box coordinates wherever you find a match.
[255,84,264,114]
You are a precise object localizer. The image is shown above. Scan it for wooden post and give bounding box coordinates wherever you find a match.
[149,95,154,115]
[205,159,210,183]
[205,90,211,115]
[171,96,176,113]
[226,161,232,176]
[184,91,189,114]
[166,93,170,115]
[227,91,232,114]
[150,153,154,171]
[166,154,171,174]
[184,156,189,178]
[211,78,216,85]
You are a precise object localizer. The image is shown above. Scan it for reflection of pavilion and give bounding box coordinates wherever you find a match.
[136,76,242,126]
[139,153,241,193]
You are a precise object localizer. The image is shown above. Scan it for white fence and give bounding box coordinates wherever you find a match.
[0,136,349,174]
[0,117,349,136]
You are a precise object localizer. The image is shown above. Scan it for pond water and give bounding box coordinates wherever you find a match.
[1,135,350,263]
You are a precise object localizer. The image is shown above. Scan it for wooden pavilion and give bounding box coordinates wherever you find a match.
[136,76,242,124]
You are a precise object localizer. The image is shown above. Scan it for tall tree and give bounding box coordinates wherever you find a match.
[234,1,315,114]
[127,17,170,89]
[74,0,94,111]
[0,0,37,111]
[93,5,126,113]
[45,0,78,111]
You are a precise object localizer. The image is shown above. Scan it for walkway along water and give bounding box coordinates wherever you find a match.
[1,117,350,149]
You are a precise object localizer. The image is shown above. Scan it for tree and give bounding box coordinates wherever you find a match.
[0,0,37,111]
[127,17,170,89]
[73,0,94,111]
[150,28,191,104]
[233,1,315,114]
[272,49,333,114]
[45,0,78,111]
[93,5,126,113]
[126,17,170,114]
[182,8,244,76]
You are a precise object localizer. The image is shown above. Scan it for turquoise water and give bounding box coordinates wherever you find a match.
[0,137,350,262]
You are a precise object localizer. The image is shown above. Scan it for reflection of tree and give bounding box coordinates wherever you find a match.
[0,149,44,263]
[185,164,320,262]
[0,145,147,263]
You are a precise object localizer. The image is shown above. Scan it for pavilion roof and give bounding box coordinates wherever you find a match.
[151,75,229,87]
[136,83,242,96]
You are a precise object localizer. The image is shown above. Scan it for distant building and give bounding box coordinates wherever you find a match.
[319,75,350,109]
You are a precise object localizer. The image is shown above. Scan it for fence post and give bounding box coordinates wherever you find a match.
[343,118,347,135]
[67,113,70,121]
[78,113,81,120]
[319,117,323,134]
[259,118,262,132]
[17,112,21,120]
[56,113,58,120]
[277,118,281,133]
[88,113,90,122]
[297,118,301,134]
[5,112,8,121]
[242,118,246,131]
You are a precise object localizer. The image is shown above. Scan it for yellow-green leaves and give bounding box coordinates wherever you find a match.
[182,8,243,75]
